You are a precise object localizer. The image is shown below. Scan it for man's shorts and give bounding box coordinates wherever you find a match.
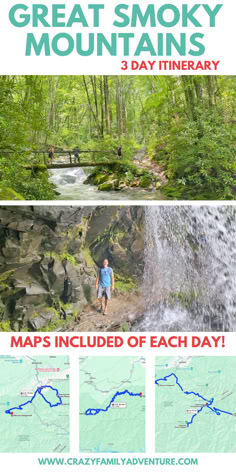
[97,286,111,300]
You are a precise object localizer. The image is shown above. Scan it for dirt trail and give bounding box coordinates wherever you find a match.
[65,293,143,332]
[133,147,167,185]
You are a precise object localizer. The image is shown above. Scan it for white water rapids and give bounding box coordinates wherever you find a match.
[49,157,165,200]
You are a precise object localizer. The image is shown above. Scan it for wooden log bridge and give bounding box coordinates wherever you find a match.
[24,161,119,170]
[0,147,122,169]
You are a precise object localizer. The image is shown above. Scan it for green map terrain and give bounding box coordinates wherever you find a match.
[79,356,145,453]
[0,355,70,452]
[155,356,236,453]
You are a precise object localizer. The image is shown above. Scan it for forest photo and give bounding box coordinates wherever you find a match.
[0,75,236,200]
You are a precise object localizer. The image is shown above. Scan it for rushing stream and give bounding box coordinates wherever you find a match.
[49,159,165,200]
[133,206,236,332]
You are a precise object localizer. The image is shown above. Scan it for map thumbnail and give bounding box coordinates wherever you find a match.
[0,355,70,452]
[155,356,236,452]
[79,356,145,452]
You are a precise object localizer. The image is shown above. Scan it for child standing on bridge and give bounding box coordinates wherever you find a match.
[49,146,55,162]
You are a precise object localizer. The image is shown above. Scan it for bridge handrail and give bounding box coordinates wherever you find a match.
[0,149,115,154]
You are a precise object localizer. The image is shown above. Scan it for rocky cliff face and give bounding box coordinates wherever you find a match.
[0,206,144,331]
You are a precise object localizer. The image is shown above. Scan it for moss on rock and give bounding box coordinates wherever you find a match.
[44,251,77,266]
[0,321,11,332]
[85,161,158,192]
[0,187,24,200]
[115,273,137,292]
[94,173,110,185]
[98,182,114,191]
[0,269,16,284]
[82,247,97,274]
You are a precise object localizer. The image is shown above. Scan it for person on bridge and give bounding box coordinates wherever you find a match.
[49,146,55,162]
[96,259,115,315]
[73,147,80,163]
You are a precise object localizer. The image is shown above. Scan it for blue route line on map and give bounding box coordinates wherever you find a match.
[5,386,62,415]
[85,389,142,416]
[155,373,233,427]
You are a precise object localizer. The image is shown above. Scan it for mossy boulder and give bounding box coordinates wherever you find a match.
[97,175,119,191]
[94,173,110,185]
[0,187,24,200]
[0,269,16,284]
[139,175,153,188]
[98,182,114,191]
[0,269,16,293]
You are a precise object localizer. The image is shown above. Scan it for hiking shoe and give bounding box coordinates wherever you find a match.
[99,306,104,313]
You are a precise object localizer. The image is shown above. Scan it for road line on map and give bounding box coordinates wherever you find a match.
[85,389,142,416]
[5,385,62,415]
[155,373,233,427]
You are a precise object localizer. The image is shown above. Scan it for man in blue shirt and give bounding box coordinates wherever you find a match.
[96,259,115,315]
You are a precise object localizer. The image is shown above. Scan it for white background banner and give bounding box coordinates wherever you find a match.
[0,0,235,75]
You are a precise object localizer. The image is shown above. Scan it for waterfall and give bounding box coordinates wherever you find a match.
[134,206,236,332]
